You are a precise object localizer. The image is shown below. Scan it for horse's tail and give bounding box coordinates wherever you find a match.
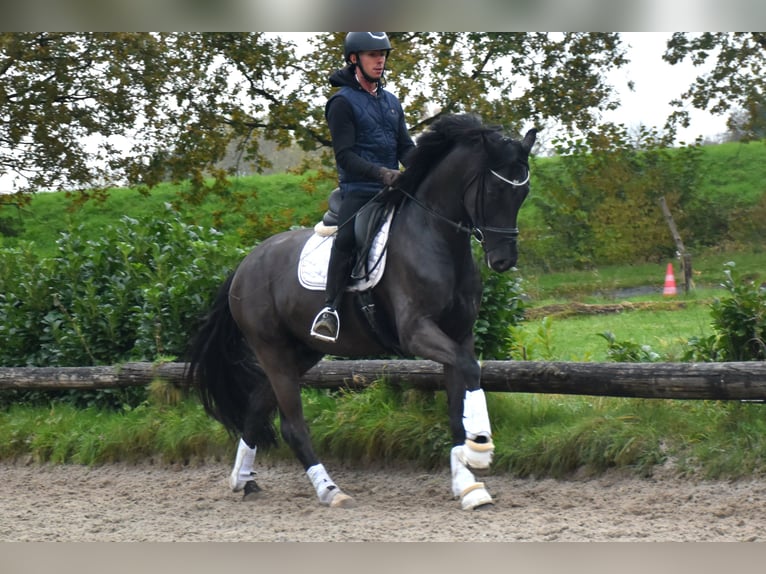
[185,272,278,449]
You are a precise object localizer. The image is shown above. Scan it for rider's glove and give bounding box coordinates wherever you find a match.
[378,167,402,188]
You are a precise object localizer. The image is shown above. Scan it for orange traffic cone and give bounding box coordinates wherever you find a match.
[663,263,677,296]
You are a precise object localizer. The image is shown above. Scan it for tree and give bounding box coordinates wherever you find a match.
[0,32,301,201]
[1,32,629,202]
[1,33,182,197]
[662,32,766,141]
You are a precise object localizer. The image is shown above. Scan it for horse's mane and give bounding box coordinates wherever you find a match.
[399,114,502,193]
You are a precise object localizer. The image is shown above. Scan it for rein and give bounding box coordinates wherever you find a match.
[398,187,475,236]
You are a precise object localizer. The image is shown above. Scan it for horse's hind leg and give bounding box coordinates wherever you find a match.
[230,407,275,499]
[230,437,261,498]
[256,348,355,508]
[276,393,354,508]
[230,369,280,499]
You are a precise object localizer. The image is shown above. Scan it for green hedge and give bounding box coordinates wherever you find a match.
[0,205,245,368]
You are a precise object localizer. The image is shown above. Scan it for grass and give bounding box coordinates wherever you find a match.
[696,139,766,204]
[489,393,766,479]
[2,173,333,257]
[0,399,232,465]
[521,249,766,302]
[516,297,715,362]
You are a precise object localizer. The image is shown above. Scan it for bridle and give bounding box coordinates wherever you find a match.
[489,168,530,187]
[470,164,530,244]
[398,160,530,246]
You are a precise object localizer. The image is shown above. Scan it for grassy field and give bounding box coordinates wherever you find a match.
[515,297,714,362]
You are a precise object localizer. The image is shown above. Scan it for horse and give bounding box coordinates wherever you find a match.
[186,113,536,510]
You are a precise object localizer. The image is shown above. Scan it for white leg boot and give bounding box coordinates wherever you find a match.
[306,463,354,508]
[229,438,257,492]
[451,445,493,510]
[462,389,494,469]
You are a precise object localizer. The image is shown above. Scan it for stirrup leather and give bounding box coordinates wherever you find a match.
[310,306,340,342]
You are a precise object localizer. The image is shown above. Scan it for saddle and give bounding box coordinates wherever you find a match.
[317,187,403,353]
[319,188,394,283]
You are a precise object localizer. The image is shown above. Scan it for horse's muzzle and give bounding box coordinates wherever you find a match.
[488,257,516,273]
[486,243,518,272]
[480,226,519,272]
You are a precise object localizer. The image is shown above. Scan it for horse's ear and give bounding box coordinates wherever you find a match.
[522,128,538,153]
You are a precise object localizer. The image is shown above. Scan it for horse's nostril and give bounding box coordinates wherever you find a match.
[491,258,514,272]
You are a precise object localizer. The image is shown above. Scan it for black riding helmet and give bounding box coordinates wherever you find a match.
[344,32,392,63]
[344,32,392,85]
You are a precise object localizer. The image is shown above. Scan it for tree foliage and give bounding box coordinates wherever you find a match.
[1,32,628,201]
[528,123,704,269]
[663,32,766,141]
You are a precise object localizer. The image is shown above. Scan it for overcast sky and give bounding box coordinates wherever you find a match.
[604,32,727,143]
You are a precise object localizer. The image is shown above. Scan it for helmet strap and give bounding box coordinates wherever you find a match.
[351,56,385,87]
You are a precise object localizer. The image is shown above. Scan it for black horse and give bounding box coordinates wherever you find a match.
[186,114,536,510]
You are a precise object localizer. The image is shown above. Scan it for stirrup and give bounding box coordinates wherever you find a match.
[310,306,340,343]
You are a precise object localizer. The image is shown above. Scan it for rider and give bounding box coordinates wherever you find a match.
[310,32,416,342]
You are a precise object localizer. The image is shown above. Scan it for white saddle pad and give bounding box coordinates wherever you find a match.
[298,209,393,292]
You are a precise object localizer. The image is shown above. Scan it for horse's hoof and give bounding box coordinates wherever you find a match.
[459,482,493,511]
[230,471,257,492]
[242,480,262,501]
[462,439,494,470]
[329,491,356,508]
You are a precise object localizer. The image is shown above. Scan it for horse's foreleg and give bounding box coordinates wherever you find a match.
[447,370,495,510]
[403,326,495,509]
[443,362,494,468]
[451,445,494,510]
[461,388,494,468]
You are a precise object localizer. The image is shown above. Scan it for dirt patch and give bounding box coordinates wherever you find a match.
[1,461,764,542]
[526,300,691,320]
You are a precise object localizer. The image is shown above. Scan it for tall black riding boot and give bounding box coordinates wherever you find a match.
[310,246,355,342]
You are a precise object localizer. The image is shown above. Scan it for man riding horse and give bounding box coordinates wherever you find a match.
[310,32,416,343]
[189,34,536,510]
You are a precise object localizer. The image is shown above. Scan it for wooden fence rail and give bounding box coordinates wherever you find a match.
[1,360,766,401]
